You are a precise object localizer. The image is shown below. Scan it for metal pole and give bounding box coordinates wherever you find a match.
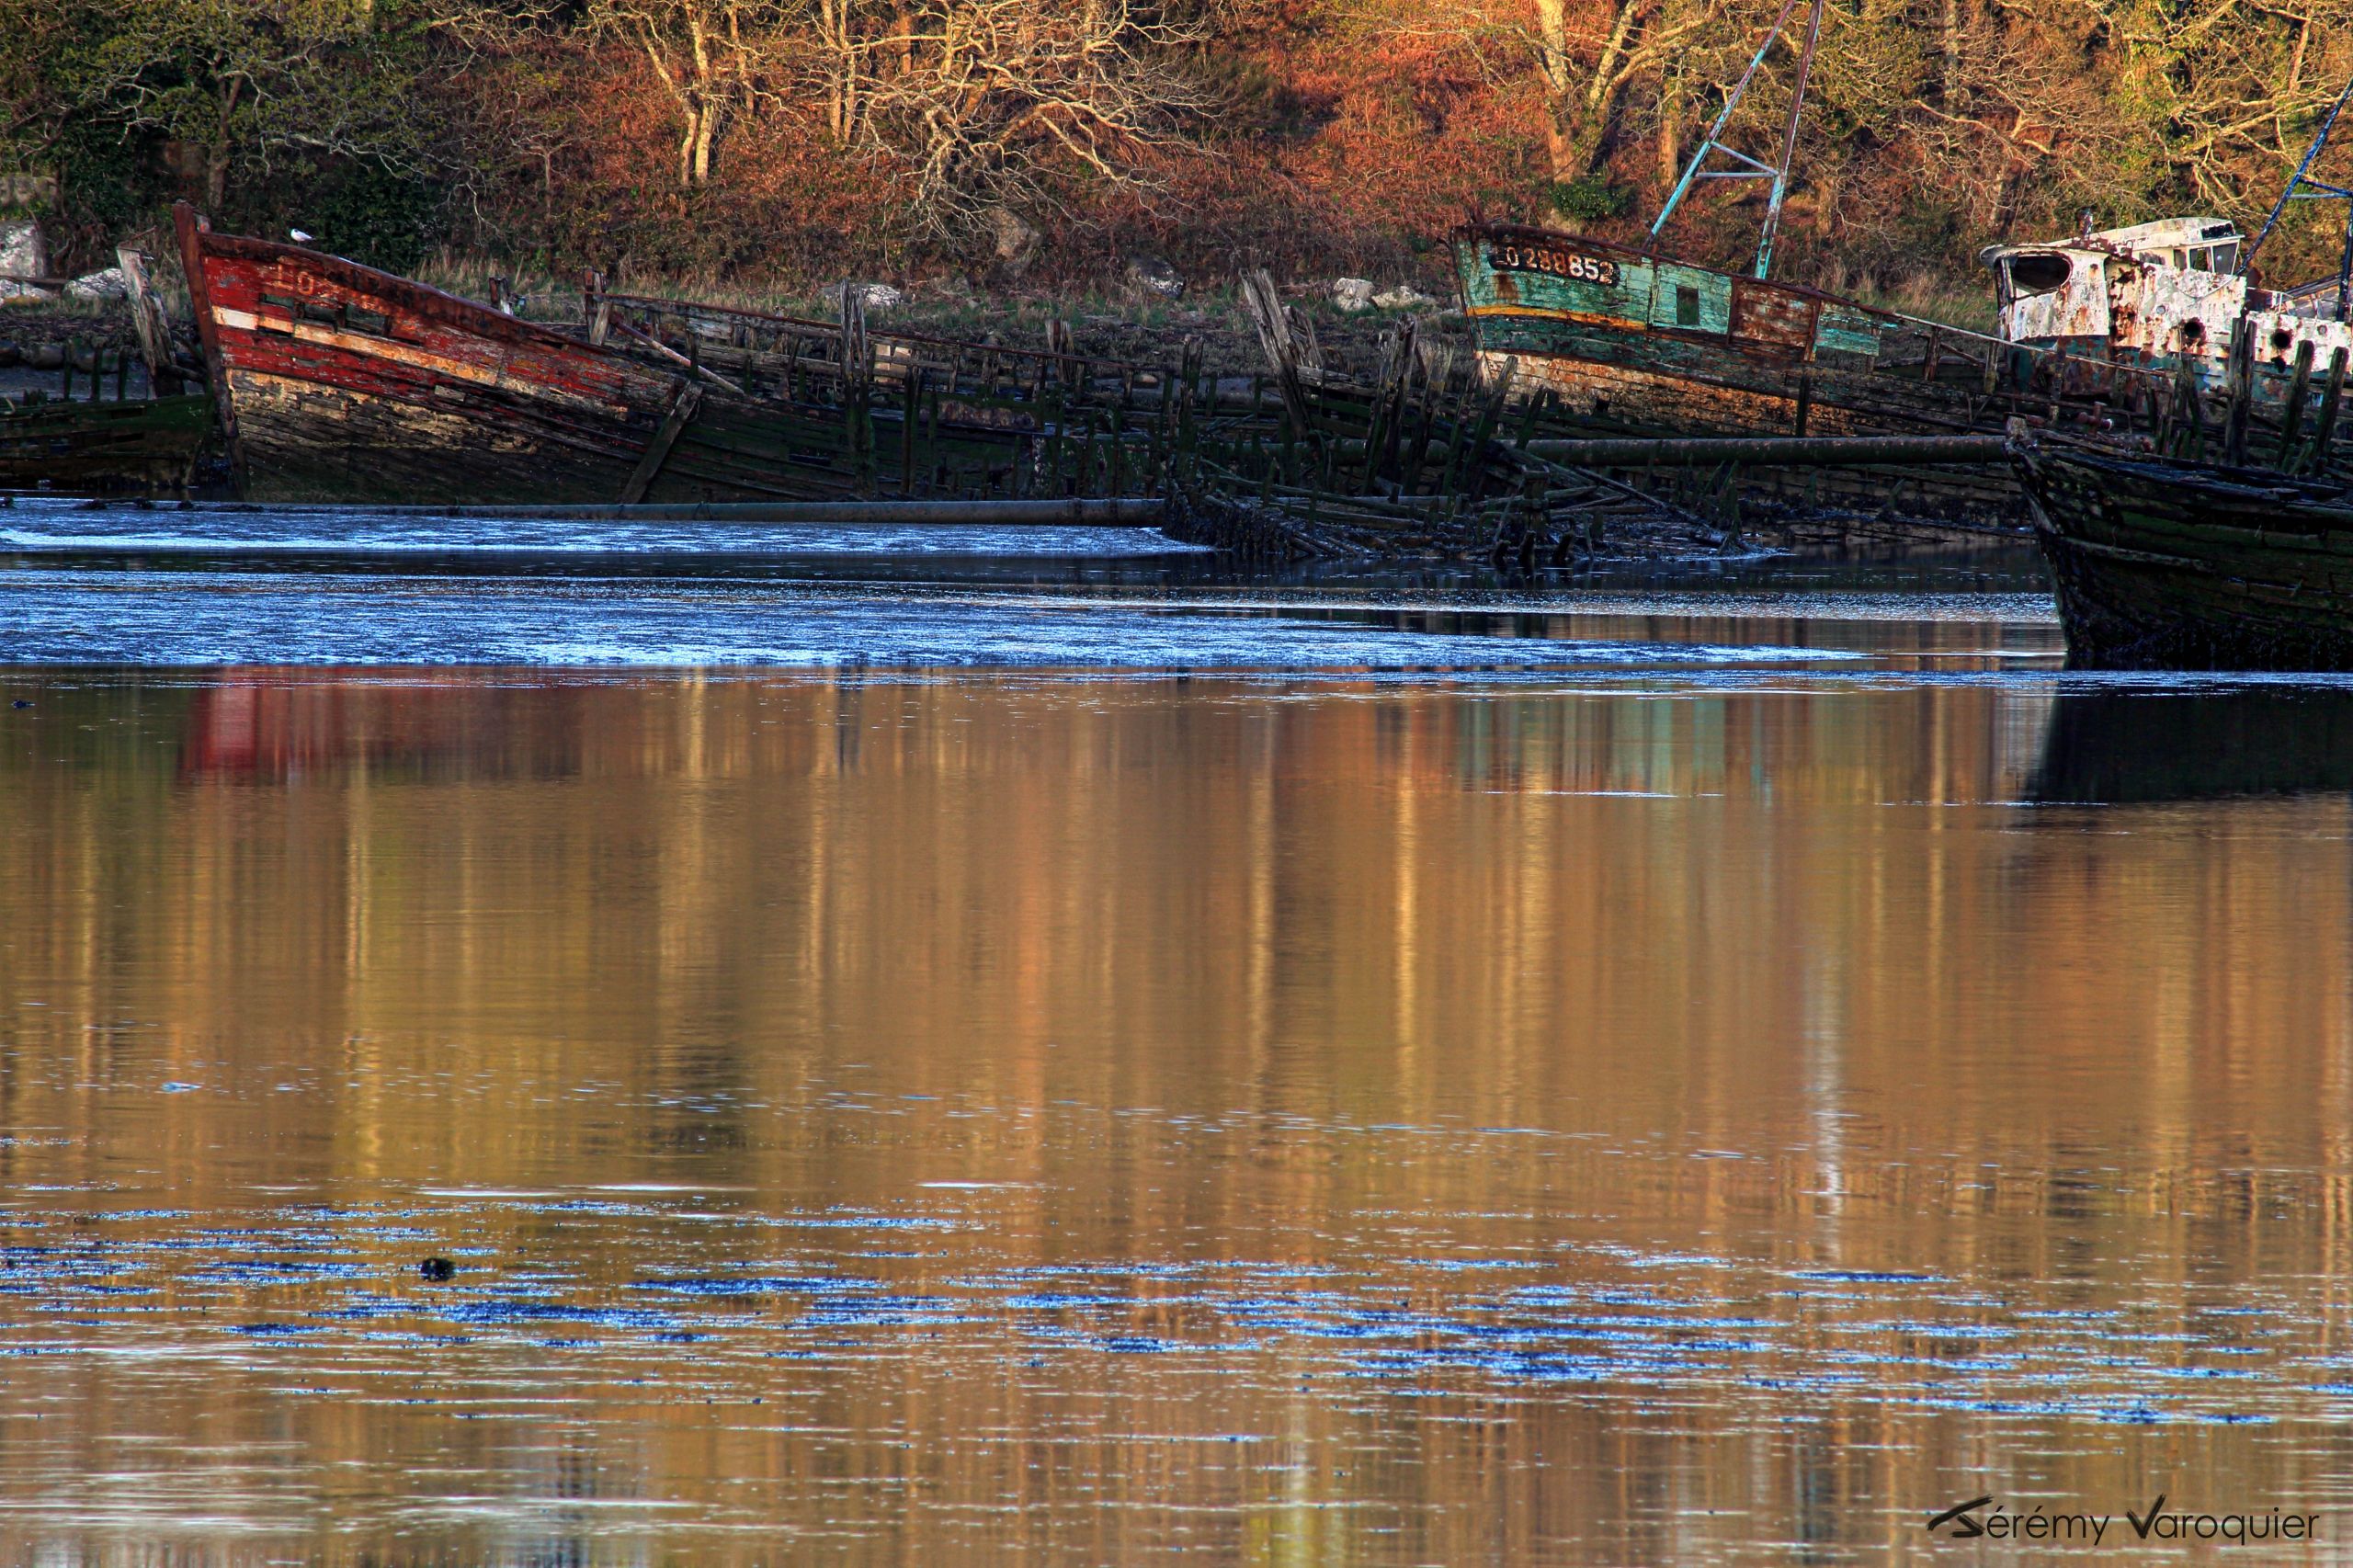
[1650,0,1803,241]
[84,497,1174,525]
[2243,71,2353,275]
[1521,434,2008,466]
[2338,199,2353,323]
[1756,0,1826,279]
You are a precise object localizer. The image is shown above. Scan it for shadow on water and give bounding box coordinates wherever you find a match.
[2031,687,2353,803]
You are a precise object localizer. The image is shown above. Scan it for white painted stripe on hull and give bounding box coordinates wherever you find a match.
[211,307,640,421]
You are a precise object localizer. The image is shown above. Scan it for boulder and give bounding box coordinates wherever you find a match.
[1373,284,1436,311]
[842,281,905,312]
[65,267,130,301]
[989,207,1041,274]
[0,219,47,281]
[1332,277,1377,313]
[1127,255,1186,300]
[28,344,63,370]
[0,342,19,367]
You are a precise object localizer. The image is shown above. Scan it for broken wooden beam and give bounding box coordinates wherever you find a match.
[145,497,1171,525]
[1519,434,2009,467]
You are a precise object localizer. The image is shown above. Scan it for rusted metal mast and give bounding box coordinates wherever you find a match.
[2241,72,2353,320]
[1756,0,1826,282]
[1649,0,1828,280]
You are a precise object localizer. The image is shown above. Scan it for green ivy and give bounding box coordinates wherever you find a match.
[308,164,442,274]
[1549,178,1629,224]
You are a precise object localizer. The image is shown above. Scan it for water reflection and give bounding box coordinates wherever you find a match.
[2032,687,2353,802]
[3,669,2353,1563]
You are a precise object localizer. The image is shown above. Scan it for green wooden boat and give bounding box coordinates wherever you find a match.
[0,392,217,495]
[2011,437,2353,669]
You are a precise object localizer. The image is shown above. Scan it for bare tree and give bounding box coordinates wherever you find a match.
[1530,0,1727,183]
[587,0,787,187]
[844,0,1215,244]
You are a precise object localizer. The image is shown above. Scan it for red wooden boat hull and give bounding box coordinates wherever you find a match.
[173,204,783,506]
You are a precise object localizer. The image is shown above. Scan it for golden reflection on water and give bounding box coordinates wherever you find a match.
[4,668,2353,1563]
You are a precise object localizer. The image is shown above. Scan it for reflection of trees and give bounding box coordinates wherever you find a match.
[4,672,2352,1560]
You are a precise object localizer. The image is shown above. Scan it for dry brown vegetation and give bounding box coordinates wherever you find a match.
[7,0,2353,306]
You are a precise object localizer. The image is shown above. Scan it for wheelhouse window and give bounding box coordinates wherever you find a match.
[2004,253,2072,301]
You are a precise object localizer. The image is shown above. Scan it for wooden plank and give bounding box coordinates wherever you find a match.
[1522,434,2006,466]
[117,247,184,397]
[618,382,703,503]
[130,497,1169,524]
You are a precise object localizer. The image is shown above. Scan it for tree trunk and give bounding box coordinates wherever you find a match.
[1941,0,1962,105]
[820,0,861,141]
[1657,84,1682,187]
[693,95,718,183]
[1532,0,1578,180]
[1533,0,1651,183]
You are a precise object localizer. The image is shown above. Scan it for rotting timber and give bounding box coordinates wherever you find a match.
[1202,268,2031,563]
[173,203,1257,514]
[2012,431,2353,671]
[158,204,2021,562]
[0,386,214,497]
[0,257,217,497]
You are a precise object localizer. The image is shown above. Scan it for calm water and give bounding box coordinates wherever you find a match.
[6,539,2353,1562]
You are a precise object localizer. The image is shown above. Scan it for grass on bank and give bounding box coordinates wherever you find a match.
[0,247,2006,378]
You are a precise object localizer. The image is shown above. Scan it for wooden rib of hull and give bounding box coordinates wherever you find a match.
[0,393,215,494]
[2012,441,2353,669]
[1486,347,2024,528]
[220,368,641,503]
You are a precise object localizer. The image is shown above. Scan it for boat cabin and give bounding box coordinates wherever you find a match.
[1984,216,2353,376]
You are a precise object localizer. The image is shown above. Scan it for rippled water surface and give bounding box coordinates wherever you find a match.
[6,538,2353,1562]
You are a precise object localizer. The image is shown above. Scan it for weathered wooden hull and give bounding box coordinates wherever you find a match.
[0,393,215,494]
[1454,223,2037,528]
[2012,441,2353,669]
[174,204,911,506]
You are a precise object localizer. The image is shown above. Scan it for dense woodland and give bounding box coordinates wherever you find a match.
[6,0,2353,302]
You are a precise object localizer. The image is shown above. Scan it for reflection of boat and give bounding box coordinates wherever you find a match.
[176,674,585,783]
[0,392,215,494]
[2010,437,2353,669]
[2029,687,2353,801]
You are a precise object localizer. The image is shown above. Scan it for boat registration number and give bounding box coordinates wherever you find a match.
[1488,243,1620,288]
